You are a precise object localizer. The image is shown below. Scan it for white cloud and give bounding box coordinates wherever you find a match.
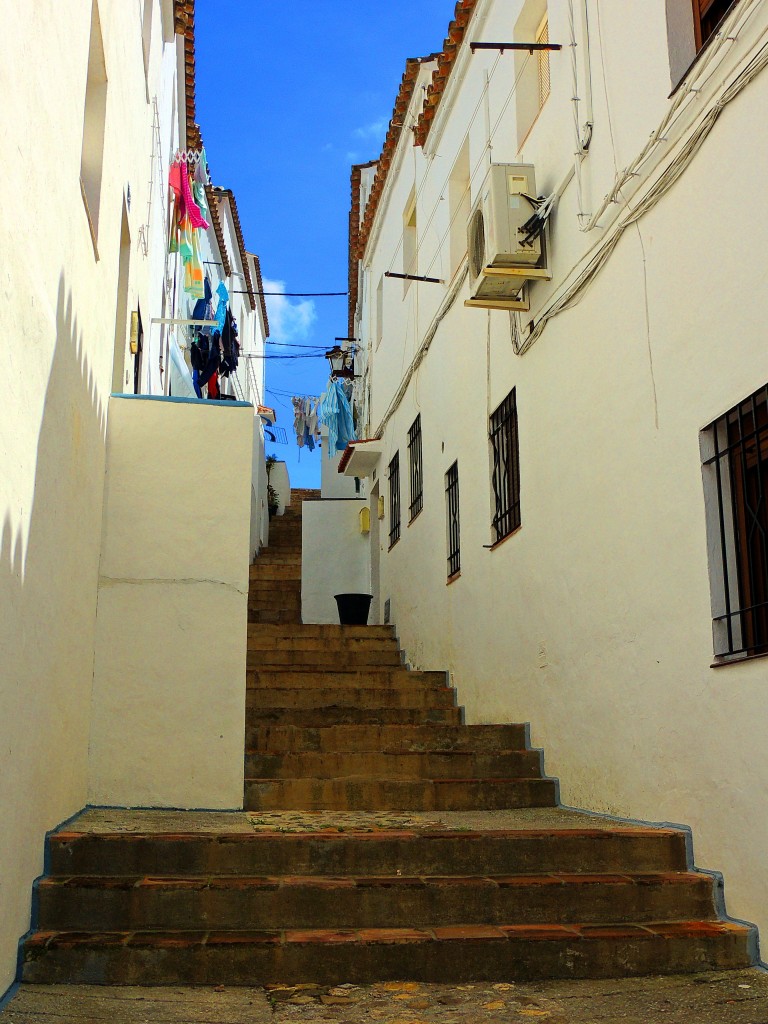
[353,116,388,140]
[263,279,317,344]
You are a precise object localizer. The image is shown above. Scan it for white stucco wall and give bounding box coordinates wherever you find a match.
[270,461,291,515]
[0,0,182,995]
[355,0,768,945]
[301,501,371,624]
[321,428,367,499]
[251,419,269,558]
[88,395,252,809]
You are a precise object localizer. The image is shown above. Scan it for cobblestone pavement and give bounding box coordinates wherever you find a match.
[4,972,768,1023]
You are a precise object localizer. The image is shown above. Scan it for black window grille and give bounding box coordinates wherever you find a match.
[446,461,460,578]
[408,415,423,521]
[388,452,401,548]
[702,383,768,658]
[489,389,521,544]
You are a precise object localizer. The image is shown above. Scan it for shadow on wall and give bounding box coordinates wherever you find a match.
[0,275,108,990]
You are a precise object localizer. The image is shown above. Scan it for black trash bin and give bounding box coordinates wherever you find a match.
[334,593,373,626]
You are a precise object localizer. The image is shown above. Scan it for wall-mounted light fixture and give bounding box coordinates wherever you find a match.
[325,345,355,379]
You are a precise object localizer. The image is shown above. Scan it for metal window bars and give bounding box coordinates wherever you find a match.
[446,461,460,578]
[388,452,401,549]
[702,383,768,657]
[489,389,521,544]
[408,415,424,521]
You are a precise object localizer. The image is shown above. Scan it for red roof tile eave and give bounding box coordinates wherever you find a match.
[415,0,478,147]
[249,252,271,339]
[174,0,202,151]
[210,188,258,315]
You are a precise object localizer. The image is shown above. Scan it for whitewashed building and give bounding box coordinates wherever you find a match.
[0,0,270,994]
[345,0,768,945]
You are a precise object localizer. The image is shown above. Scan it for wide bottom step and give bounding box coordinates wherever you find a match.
[22,921,753,985]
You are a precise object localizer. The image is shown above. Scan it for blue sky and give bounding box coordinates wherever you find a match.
[195,1,452,487]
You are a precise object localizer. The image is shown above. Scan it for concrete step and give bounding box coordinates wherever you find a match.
[246,636,400,653]
[251,556,302,567]
[22,920,752,985]
[248,609,302,625]
[246,669,447,691]
[249,565,302,581]
[243,750,543,780]
[36,872,716,933]
[244,687,456,711]
[45,828,694,878]
[244,707,464,727]
[243,777,558,811]
[248,624,396,640]
[245,723,528,753]
[246,650,403,669]
[248,592,301,609]
[248,579,301,593]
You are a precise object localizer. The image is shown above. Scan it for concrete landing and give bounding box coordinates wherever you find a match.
[61,806,659,834]
[4,971,768,1023]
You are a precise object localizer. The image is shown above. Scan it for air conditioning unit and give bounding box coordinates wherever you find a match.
[465,163,551,311]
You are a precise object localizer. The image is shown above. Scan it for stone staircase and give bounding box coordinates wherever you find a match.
[20,491,756,985]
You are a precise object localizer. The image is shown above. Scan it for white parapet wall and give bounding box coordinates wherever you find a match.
[301,499,371,624]
[88,395,253,809]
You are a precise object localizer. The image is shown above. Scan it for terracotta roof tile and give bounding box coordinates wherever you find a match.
[348,160,378,337]
[414,0,478,147]
[353,54,439,264]
[204,185,231,278]
[211,187,258,315]
[174,0,202,150]
[249,253,271,338]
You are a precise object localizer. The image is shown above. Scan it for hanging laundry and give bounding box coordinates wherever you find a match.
[193,146,210,186]
[214,281,229,333]
[191,276,213,327]
[198,331,221,389]
[319,380,356,458]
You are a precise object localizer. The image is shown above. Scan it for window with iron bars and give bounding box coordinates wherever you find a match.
[408,415,423,521]
[388,451,401,549]
[701,383,768,659]
[489,389,521,544]
[445,461,460,578]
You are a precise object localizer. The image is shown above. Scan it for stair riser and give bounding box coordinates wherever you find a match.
[249,625,396,640]
[249,569,302,581]
[243,778,557,812]
[247,652,403,669]
[37,876,715,932]
[21,930,751,986]
[248,582,301,595]
[244,751,542,779]
[245,689,456,711]
[248,599,301,614]
[245,723,527,753]
[247,671,445,690]
[245,708,464,727]
[247,638,400,653]
[249,606,303,622]
[47,832,690,878]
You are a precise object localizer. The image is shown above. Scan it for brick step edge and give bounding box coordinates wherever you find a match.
[36,872,718,930]
[46,829,692,876]
[22,921,754,985]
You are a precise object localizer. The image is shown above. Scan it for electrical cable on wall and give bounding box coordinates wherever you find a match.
[521,11,768,354]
